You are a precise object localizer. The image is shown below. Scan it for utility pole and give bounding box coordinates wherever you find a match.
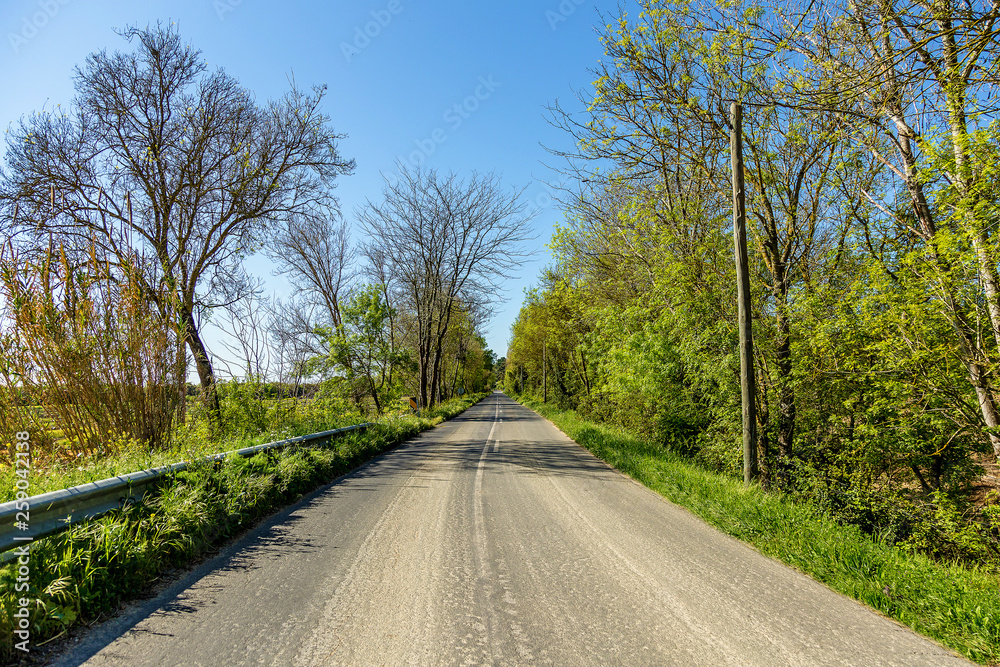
[543,341,547,403]
[731,102,758,485]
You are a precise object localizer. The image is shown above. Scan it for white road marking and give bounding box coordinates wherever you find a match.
[473,395,503,662]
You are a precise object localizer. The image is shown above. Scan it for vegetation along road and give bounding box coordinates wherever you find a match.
[50,393,968,666]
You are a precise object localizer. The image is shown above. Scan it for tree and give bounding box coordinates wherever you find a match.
[358,166,533,408]
[740,104,842,484]
[544,1,754,467]
[436,305,493,399]
[494,356,507,388]
[269,207,354,335]
[0,23,354,427]
[503,0,1000,566]
[266,208,355,395]
[763,0,1000,461]
[323,285,404,415]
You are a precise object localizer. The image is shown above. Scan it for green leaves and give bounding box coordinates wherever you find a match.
[320,285,404,415]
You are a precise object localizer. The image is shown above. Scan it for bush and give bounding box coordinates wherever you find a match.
[0,244,184,458]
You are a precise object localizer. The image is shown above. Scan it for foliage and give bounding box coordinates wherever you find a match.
[504,0,1000,578]
[320,285,408,415]
[216,377,274,439]
[0,241,183,458]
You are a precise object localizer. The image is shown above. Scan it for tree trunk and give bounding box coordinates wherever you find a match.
[417,304,432,410]
[580,349,591,397]
[181,307,220,432]
[964,356,1000,460]
[174,333,188,426]
[429,346,441,408]
[944,98,1000,352]
[418,351,429,412]
[368,375,382,415]
[883,103,1000,461]
[757,380,772,491]
[543,341,548,403]
[451,353,462,398]
[970,233,1000,351]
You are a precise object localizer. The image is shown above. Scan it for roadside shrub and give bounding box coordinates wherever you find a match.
[0,242,184,458]
[218,379,270,438]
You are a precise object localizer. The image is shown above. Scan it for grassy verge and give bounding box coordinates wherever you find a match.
[0,406,369,503]
[0,394,485,663]
[518,397,1000,665]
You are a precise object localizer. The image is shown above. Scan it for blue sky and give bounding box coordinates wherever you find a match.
[0,0,621,367]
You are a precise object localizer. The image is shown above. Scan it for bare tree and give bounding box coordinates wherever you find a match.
[266,206,355,386]
[358,166,534,408]
[218,281,272,382]
[268,298,326,379]
[267,298,318,401]
[0,23,354,427]
[268,206,355,332]
[365,245,399,390]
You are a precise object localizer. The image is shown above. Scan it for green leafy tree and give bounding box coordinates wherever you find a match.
[324,285,405,415]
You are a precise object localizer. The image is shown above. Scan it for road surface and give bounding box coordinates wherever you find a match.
[51,392,970,666]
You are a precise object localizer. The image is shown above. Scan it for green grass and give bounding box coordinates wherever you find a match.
[519,397,1000,665]
[0,406,369,503]
[0,394,486,662]
[0,392,467,503]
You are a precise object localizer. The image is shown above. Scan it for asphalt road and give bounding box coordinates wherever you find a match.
[51,392,970,666]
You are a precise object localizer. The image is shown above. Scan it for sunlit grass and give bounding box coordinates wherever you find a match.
[521,398,1000,665]
[0,415,356,504]
[0,396,436,503]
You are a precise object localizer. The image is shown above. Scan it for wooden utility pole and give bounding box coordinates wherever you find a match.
[731,102,758,485]
[543,341,548,403]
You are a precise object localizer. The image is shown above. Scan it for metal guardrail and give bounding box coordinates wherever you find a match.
[0,423,371,560]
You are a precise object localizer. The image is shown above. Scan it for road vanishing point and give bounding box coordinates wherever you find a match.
[52,392,970,666]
